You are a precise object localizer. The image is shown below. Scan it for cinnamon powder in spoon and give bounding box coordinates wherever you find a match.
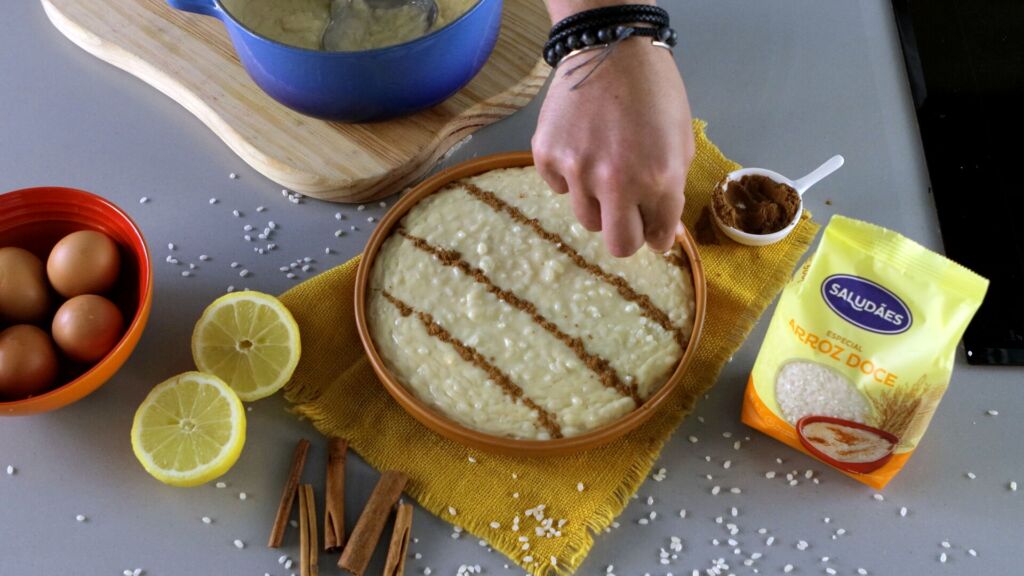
[713,175,800,234]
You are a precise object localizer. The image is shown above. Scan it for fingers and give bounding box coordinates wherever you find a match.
[640,188,686,253]
[535,142,602,231]
[569,189,602,232]
[534,155,570,195]
[600,196,645,258]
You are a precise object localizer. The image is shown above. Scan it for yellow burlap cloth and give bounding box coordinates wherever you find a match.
[280,121,819,575]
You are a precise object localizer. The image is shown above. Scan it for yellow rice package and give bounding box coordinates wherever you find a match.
[741,215,989,488]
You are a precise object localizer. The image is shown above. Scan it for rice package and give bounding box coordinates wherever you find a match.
[741,215,988,488]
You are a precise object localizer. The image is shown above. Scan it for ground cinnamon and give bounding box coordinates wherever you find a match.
[268,438,310,548]
[694,206,721,245]
[338,470,408,575]
[324,437,348,553]
[713,174,800,234]
[398,229,641,404]
[383,502,414,576]
[382,291,563,438]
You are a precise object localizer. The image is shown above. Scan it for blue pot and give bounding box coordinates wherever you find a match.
[167,0,503,122]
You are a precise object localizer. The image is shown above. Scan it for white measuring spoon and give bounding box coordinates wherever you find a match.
[713,155,845,246]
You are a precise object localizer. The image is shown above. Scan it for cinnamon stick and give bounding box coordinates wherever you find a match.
[305,484,319,576]
[383,502,413,576]
[268,438,310,548]
[338,470,408,575]
[324,437,348,553]
[299,484,310,576]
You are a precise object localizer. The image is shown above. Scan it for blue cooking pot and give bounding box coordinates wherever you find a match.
[166,0,502,122]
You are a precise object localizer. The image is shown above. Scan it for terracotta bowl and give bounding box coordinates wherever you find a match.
[0,187,152,415]
[355,152,706,456]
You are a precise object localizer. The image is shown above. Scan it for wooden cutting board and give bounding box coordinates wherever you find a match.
[42,0,549,203]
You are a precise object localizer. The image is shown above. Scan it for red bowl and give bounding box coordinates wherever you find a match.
[796,415,899,474]
[0,187,152,415]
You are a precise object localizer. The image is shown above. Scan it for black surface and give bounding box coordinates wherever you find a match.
[892,0,1024,365]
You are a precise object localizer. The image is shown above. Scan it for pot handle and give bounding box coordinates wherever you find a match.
[166,0,221,17]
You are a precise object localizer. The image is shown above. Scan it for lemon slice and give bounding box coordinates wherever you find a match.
[191,291,301,402]
[131,371,245,487]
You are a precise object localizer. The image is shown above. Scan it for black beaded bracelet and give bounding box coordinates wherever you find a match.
[548,13,669,49]
[549,4,669,38]
[545,27,677,67]
[544,4,677,67]
[551,26,676,68]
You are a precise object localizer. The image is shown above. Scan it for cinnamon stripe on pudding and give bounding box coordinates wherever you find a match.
[398,229,642,404]
[663,251,689,271]
[468,169,694,332]
[461,182,687,348]
[381,291,563,439]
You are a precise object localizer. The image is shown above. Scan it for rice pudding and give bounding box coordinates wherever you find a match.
[367,167,696,440]
[220,0,479,51]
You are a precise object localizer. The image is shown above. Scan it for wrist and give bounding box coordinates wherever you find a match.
[546,0,656,23]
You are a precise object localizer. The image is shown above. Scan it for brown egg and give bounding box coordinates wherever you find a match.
[47,230,121,298]
[0,324,59,400]
[0,247,50,323]
[52,294,125,363]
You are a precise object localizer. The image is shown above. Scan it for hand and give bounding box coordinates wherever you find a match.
[532,38,695,257]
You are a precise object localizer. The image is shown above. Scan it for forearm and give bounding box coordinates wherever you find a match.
[544,0,656,22]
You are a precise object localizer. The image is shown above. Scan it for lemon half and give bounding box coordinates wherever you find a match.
[191,291,301,402]
[131,371,245,487]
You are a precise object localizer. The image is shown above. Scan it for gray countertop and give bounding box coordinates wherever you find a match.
[1,1,1021,574]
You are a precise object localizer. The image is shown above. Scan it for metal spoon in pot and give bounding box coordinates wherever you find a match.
[321,0,439,51]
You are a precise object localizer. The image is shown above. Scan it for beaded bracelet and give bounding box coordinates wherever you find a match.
[549,4,669,38]
[549,11,668,45]
[557,26,674,65]
[555,25,675,90]
[544,5,677,67]
[548,14,668,53]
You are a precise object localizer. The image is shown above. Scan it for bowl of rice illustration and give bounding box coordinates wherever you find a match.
[796,415,898,474]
